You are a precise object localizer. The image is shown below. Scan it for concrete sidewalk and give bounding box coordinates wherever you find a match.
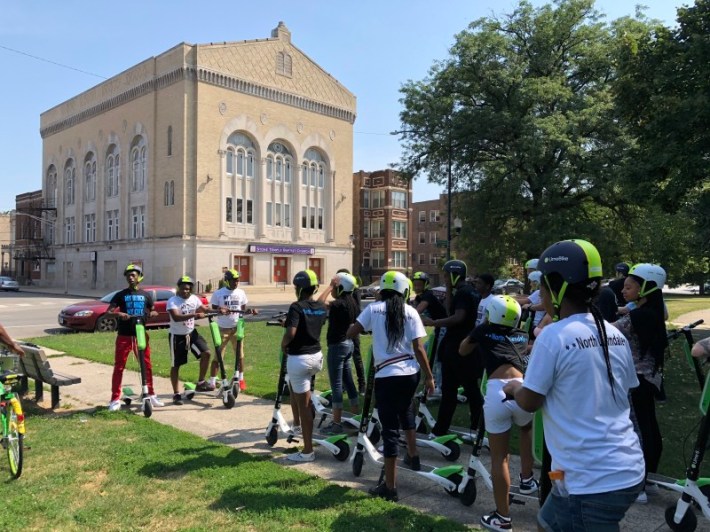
[37,354,685,531]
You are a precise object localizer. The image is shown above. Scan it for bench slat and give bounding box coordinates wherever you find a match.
[19,344,82,409]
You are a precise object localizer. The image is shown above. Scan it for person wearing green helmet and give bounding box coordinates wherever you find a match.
[281,270,327,462]
[105,264,163,412]
[167,276,213,405]
[460,295,536,531]
[504,239,644,531]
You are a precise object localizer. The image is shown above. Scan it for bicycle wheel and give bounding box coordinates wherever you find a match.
[6,404,23,479]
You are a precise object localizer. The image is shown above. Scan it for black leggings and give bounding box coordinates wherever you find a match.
[375,373,420,458]
[631,375,663,475]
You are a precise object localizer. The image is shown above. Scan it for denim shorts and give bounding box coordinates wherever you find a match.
[538,480,643,531]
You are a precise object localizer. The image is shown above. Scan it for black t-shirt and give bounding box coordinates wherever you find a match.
[284,299,327,355]
[445,283,480,343]
[470,322,529,376]
[327,296,359,345]
[108,288,154,337]
[414,290,447,320]
[597,286,619,322]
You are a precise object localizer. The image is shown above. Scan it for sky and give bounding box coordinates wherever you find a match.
[0,0,688,212]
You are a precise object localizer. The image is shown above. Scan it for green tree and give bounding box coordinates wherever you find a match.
[397,0,644,270]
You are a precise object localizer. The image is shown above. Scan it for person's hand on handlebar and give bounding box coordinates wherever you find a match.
[692,337,710,359]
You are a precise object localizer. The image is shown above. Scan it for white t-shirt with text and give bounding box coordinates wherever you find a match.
[167,294,204,335]
[210,287,248,328]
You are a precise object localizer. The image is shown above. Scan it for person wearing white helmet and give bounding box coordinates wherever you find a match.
[348,270,435,502]
[317,271,361,434]
[613,263,668,504]
[518,271,546,336]
[459,295,537,531]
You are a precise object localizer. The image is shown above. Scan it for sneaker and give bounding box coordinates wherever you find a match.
[635,490,648,504]
[195,381,215,392]
[519,473,539,495]
[403,454,421,471]
[289,425,302,437]
[644,483,659,494]
[481,510,512,531]
[429,387,442,400]
[149,395,164,407]
[108,400,121,412]
[369,481,398,502]
[239,378,247,391]
[323,422,343,435]
[287,451,315,462]
[172,393,183,406]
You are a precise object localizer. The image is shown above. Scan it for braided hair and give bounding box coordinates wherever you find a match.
[380,289,406,352]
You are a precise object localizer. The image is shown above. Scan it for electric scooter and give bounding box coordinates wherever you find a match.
[264,350,351,461]
[351,348,383,476]
[121,316,153,418]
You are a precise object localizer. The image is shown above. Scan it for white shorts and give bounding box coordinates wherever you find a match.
[286,352,323,394]
[483,378,534,434]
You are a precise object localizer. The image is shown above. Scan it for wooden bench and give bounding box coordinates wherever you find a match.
[17,343,81,409]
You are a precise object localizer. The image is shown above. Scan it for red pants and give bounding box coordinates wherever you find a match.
[111,334,155,401]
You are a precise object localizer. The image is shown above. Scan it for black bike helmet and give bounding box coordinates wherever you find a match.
[443,260,467,286]
[224,269,240,282]
[412,271,430,290]
[615,262,631,277]
[124,263,144,283]
[177,275,194,286]
[538,239,602,319]
[293,269,319,298]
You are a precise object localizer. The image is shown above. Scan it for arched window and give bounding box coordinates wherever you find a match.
[225,132,256,225]
[167,126,173,156]
[105,144,120,197]
[64,159,75,205]
[46,165,57,208]
[130,136,147,192]
[164,180,175,206]
[300,148,327,231]
[84,152,96,202]
[265,141,293,228]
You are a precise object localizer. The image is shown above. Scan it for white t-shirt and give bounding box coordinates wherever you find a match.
[357,301,427,378]
[476,294,493,326]
[528,290,545,327]
[210,287,248,328]
[167,294,204,335]
[523,313,644,495]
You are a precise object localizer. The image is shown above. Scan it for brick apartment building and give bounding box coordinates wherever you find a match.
[352,169,412,284]
[38,22,355,290]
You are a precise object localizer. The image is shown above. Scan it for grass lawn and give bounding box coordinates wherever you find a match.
[0,405,465,531]
[665,295,710,322]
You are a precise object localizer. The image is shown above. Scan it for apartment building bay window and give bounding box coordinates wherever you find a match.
[84,213,96,242]
[106,210,119,241]
[368,219,384,238]
[370,189,385,209]
[105,146,120,197]
[225,133,255,225]
[392,251,407,268]
[371,250,385,269]
[300,148,327,231]
[266,141,293,228]
[64,217,76,244]
[392,220,408,239]
[131,206,145,239]
[392,190,407,209]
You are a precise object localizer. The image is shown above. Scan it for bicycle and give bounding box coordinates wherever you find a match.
[0,351,25,479]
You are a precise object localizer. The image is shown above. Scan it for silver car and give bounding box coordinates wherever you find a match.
[0,276,20,292]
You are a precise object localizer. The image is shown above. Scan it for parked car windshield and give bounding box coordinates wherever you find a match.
[99,290,120,303]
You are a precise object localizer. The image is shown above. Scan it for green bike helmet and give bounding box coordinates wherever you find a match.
[293,269,319,298]
[380,271,410,299]
[413,271,430,290]
[525,258,539,270]
[443,260,467,287]
[486,295,522,328]
[124,263,144,283]
[538,239,603,319]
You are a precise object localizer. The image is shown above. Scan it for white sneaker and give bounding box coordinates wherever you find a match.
[289,425,302,437]
[108,400,121,412]
[287,451,315,462]
[149,395,164,407]
[635,490,648,504]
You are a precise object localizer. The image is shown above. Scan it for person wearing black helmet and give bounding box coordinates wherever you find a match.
[281,270,327,462]
[105,264,163,412]
[337,268,366,393]
[167,276,213,405]
[504,240,644,531]
[412,271,447,394]
[597,262,630,322]
[422,260,481,436]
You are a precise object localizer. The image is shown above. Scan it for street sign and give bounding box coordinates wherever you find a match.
[436,240,448,248]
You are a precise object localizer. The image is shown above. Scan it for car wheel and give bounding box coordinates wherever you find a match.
[95,314,118,332]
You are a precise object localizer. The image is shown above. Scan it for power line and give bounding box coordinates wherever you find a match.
[0,44,108,80]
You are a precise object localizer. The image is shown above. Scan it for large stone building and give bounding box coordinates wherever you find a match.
[40,22,355,290]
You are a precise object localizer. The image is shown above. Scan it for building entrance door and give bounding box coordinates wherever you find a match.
[233,256,250,283]
[273,257,288,283]
[308,258,322,284]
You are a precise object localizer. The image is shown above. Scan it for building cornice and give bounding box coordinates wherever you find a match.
[41,65,356,138]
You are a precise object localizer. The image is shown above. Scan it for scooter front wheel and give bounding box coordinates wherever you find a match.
[266,426,278,447]
[352,451,364,476]
[143,400,153,418]
[223,392,236,409]
[443,440,461,462]
[333,439,349,462]
[232,383,240,399]
[445,473,462,497]
[665,504,697,532]
[460,480,477,506]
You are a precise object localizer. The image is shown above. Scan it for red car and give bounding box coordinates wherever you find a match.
[57,285,209,333]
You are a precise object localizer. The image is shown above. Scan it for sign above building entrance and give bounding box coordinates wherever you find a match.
[248,244,315,255]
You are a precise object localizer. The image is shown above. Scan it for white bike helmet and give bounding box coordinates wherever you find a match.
[380,271,410,299]
[529,271,542,284]
[486,295,522,328]
[525,258,539,270]
[335,272,357,295]
[628,263,666,297]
